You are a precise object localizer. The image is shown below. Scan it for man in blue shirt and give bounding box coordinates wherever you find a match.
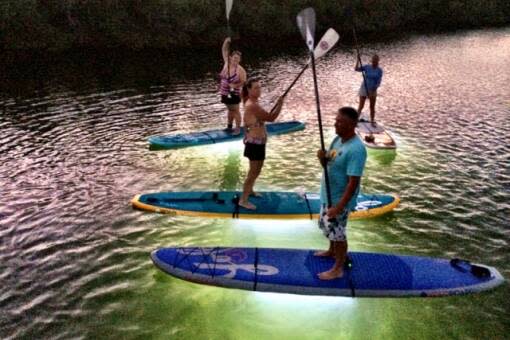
[316,107,367,280]
[355,54,383,126]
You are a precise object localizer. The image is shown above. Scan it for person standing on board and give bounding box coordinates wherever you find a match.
[220,37,246,135]
[238,78,285,210]
[355,54,383,126]
[315,107,367,280]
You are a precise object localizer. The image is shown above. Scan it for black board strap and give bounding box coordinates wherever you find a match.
[191,248,212,275]
[303,193,313,220]
[231,194,240,218]
[253,247,259,291]
[159,193,225,204]
[211,248,219,278]
[173,247,195,269]
[345,255,355,297]
[201,131,217,144]
[212,193,225,204]
[174,247,218,277]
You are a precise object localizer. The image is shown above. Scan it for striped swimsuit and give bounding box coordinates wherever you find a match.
[220,66,240,96]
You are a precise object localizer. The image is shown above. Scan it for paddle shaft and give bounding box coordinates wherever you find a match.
[309,50,332,207]
[352,25,370,98]
[283,63,309,98]
[270,63,308,113]
[226,1,232,82]
[226,36,231,82]
[270,28,340,113]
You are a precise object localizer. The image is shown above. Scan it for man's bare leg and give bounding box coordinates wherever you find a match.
[314,240,334,257]
[318,241,347,280]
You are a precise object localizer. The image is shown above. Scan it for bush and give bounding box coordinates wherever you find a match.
[0,0,508,51]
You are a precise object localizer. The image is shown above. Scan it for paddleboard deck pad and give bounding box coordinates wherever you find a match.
[356,119,396,149]
[131,191,400,219]
[151,247,504,297]
[149,120,305,150]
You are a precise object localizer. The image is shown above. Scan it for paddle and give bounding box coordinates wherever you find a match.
[348,8,370,106]
[349,7,375,141]
[296,7,332,208]
[226,0,233,32]
[353,30,370,102]
[269,28,339,113]
[225,0,234,85]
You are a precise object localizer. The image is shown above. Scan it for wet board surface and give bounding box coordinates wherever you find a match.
[148,120,305,150]
[131,191,400,219]
[151,247,504,297]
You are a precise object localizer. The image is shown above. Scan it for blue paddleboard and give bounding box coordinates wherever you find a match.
[148,120,305,150]
[131,191,400,219]
[151,247,504,297]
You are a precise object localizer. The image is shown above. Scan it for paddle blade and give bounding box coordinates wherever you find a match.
[296,7,316,51]
[313,28,339,60]
[226,0,233,20]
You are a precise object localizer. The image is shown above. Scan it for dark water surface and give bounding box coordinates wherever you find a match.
[1,29,509,339]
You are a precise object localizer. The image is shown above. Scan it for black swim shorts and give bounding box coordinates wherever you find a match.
[243,142,266,161]
[221,93,241,105]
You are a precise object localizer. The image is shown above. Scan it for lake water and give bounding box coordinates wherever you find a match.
[1,28,509,339]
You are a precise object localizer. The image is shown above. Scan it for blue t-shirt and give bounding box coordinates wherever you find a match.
[320,135,367,211]
[357,65,383,92]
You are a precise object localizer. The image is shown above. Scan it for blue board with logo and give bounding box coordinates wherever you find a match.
[131,191,399,219]
[151,247,504,297]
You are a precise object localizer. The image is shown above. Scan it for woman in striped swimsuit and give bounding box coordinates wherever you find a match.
[220,37,246,135]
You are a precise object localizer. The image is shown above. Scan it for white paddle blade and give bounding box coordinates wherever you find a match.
[313,28,339,60]
[296,7,316,51]
[226,0,233,20]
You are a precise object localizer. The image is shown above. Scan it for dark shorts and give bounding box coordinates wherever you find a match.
[221,94,241,105]
[244,142,266,161]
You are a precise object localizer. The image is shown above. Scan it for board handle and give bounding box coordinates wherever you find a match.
[450,258,491,278]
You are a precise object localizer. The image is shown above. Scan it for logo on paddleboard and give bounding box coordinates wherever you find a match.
[355,200,382,210]
[176,248,279,279]
[320,41,329,50]
[222,248,248,263]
